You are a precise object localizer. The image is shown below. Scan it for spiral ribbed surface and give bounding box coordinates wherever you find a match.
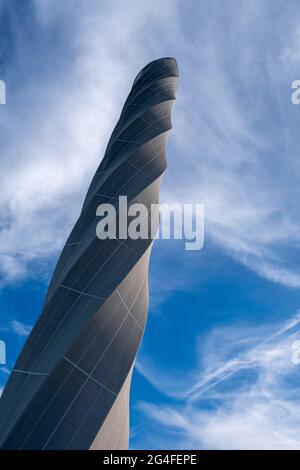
[0,57,178,449]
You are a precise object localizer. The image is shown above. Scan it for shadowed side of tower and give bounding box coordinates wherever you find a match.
[0,57,178,450]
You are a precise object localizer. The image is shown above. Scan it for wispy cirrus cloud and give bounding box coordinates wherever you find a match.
[161,1,300,290]
[0,0,182,285]
[2,0,300,293]
[1,0,300,452]
[136,311,300,449]
[11,320,32,337]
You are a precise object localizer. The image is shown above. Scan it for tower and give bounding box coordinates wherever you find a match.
[0,57,178,449]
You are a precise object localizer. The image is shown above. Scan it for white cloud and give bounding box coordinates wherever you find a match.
[1,0,300,451]
[161,1,300,289]
[11,320,32,337]
[0,367,10,376]
[0,0,182,285]
[136,312,300,449]
[2,0,300,292]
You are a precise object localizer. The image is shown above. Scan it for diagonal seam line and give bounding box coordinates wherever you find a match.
[41,310,132,450]
[62,356,116,396]
[106,105,172,159]
[3,81,173,435]
[6,242,123,431]
[114,109,172,149]
[3,187,155,427]
[94,193,119,200]
[59,284,105,300]
[6,80,172,433]
[39,271,148,450]
[13,369,48,377]
[64,275,148,449]
[65,235,143,256]
[116,288,143,331]
[64,263,149,374]
[68,142,165,248]
[20,302,126,450]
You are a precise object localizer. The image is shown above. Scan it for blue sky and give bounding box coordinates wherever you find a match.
[1,0,300,449]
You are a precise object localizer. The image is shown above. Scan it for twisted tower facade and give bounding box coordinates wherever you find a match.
[0,57,178,449]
